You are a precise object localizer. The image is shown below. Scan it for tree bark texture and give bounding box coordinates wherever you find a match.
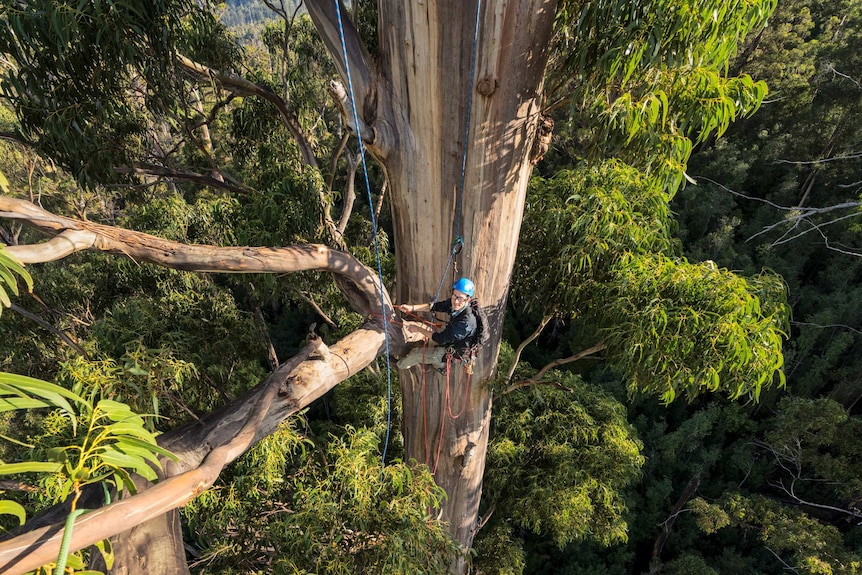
[308,0,559,565]
[379,1,558,564]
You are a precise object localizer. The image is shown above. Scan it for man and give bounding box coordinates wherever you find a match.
[396,277,477,371]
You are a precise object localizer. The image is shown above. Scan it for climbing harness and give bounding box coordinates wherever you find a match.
[333,0,393,465]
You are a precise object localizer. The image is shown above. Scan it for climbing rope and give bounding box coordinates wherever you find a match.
[333,0,393,465]
[432,0,483,305]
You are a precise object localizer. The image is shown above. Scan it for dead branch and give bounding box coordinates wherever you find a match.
[504,314,552,383]
[652,472,701,562]
[176,55,318,169]
[694,176,862,255]
[289,287,338,330]
[503,342,606,395]
[773,151,862,165]
[8,303,88,357]
[304,0,377,141]
[338,151,360,236]
[113,165,251,194]
[373,178,387,224]
[254,306,280,370]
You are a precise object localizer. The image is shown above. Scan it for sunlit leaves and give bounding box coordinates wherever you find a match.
[485,378,644,547]
[185,424,459,574]
[690,494,862,574]
[602,255,788,402]
[515,164,788,403]
[513,161,676,317]
[0,371,176,500]
[550,0,774,196]
[0,244,33,318]
[0,499,26,527]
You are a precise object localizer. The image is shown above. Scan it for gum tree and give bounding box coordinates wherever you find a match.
[0,0,785,573]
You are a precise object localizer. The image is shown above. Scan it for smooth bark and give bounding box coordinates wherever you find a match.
[305,2,558,568]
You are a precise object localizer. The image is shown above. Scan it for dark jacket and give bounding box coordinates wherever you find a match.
[430,300,477,352]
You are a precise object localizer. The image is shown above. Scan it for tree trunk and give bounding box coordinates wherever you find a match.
[2,1,560,571]
[375,0,558,567]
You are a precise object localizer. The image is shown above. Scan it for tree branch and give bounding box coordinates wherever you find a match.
[0,334,328,575]
[254,306,280,370]
[289,287,338,330]
[304,0,375,118]
[504,314,552,383]
[652,472,701,562]
[0,195,391,320]
[503,342,606,394]
[8,303,88,357]
[337,151,360,236]
[304,0,391,154]
[114,165,253,194]
[695,176,862,255]
[175,55,318,168]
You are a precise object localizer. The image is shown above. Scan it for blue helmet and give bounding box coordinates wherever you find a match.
[452,277,475,298]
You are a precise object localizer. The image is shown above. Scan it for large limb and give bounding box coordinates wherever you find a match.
[0,195,391,318]
[0,325,390,575]
[0,195,406,573]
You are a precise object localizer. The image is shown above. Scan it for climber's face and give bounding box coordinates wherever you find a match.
[451,290,470,312]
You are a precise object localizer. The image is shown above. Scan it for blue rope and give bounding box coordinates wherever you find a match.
[333,0,393,465]
[433,0,482,304]
[455,0,483,241]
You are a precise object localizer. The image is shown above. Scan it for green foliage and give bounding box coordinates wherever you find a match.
[514,161,677,317]
[602,254,788,402]
[557,0,776,76]
[0,0,234,186]
[549,0,775,194]
[185,423,459,574]
[471,522,526,575]
[0,372,173,572]
[0,372,176,501]
[485,376,643,547]
[323,366,404,458]
[662,553,719,575]
[0,244,33,317]
[0,498,26,527]
[515,163,789,403]
[692,494,862,574]
[756,397,862,505]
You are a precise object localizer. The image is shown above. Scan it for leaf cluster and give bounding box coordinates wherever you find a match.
[548,0,775,194]
[484,376,644,548]
[0,243,32,317]
[691,494,862,574]
[184,423,460,574]
[0,0,234,186]
[601,255,788,403]
[0,371,176,540]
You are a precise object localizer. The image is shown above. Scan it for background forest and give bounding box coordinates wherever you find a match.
[1,0,861,574]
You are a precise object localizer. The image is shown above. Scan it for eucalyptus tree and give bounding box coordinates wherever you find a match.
[0,0,788,573]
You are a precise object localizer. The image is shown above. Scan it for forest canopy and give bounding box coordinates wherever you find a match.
[0,0,860,574]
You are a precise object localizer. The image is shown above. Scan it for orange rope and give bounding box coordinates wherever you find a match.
[447,361,471,419]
